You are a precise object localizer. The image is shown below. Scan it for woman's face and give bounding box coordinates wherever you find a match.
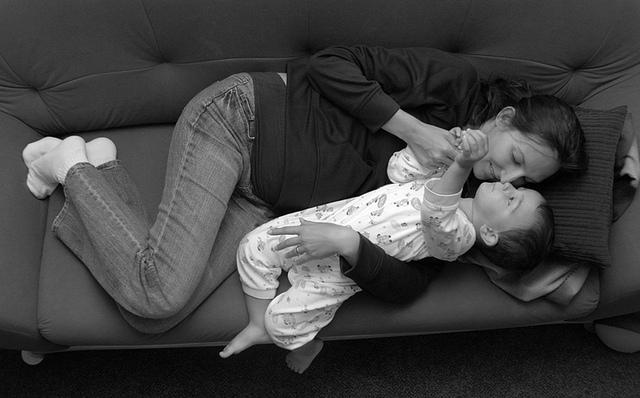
[472,127,560,187]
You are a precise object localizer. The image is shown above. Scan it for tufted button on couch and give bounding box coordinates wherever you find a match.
[2,0,640,363]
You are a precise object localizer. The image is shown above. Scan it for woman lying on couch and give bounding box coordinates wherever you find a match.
[21,46,586,334]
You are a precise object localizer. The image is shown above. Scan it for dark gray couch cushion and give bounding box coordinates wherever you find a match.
[37,127,600,346]
[539,106,626,267]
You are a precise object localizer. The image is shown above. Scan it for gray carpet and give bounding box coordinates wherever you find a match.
[2,324,640,397]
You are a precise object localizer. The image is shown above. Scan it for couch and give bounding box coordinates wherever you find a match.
[2,0,640,365]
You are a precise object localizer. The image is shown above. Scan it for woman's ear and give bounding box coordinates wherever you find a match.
[479,224,499,247]
[495,106,516,128]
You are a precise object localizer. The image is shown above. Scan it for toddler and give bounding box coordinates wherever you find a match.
[219,129,554,372]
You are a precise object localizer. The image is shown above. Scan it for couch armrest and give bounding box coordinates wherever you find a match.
[0,112,62,351]
[588,186,640,320]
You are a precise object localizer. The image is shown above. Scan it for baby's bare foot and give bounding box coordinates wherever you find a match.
[26,136,88,199]
[86,137,117,167]
[285,339,324,374]
[219,323,271,358]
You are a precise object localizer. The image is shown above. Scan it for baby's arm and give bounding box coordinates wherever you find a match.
[421,182,475,261]
[429,128,487,195]
[421,129,487,260]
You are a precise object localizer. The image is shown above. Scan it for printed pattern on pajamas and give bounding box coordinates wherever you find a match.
[236,146,475,350]
[237,210,362,350]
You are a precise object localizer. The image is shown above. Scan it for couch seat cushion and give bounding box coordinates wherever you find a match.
[37,126,600,347]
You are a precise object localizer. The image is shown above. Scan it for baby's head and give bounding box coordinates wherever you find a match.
[472,182,554,270]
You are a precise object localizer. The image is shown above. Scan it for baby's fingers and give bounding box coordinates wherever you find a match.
[450,127,464,139]
[460,135,471,154]
[466,131,488,155]
[466,129,488,145]
[462,134,479,155]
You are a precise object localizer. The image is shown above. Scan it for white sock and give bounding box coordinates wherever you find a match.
[26,136,88,198]
[86,137,117,167]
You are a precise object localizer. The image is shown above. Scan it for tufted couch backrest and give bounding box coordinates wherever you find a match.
[1,0,639,135]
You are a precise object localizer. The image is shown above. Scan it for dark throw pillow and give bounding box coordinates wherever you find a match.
[538,106,627,267]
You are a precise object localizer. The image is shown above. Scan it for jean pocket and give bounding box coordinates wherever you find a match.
[238,89,256,140]
[214,82,255,139]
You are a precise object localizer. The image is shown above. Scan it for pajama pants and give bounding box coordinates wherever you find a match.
[237,215,362,350]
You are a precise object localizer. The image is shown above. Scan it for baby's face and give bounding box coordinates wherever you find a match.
[471,182,545,232]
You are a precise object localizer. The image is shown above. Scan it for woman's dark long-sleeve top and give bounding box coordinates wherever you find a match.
[249,46,480,302]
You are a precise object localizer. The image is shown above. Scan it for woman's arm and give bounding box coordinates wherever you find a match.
[306,46,478,128]
[341,235,444,303]
[269,220,442,303]
[382,109,458,167]
[306,45,478,166]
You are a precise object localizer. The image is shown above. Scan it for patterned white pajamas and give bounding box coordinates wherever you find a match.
[236,146,476,350]
[237,218,360,349]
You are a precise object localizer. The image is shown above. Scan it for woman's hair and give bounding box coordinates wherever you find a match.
[467,78,535,127]
[477,202,555,271]
[468,78,588,173]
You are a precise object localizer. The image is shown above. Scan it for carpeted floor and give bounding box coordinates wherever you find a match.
[2,324,640,397]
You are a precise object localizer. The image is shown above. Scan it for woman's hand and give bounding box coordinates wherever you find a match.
[382,109,458,168]
[268,218,360,265]
[408,122,460,168]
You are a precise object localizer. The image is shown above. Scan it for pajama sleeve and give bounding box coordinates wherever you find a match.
[387,146,438,183]
[421,178,476,261]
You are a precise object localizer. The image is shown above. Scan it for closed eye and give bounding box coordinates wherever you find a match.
[509,194,523,211]
[513,145,527,165]
[512,149,525,166]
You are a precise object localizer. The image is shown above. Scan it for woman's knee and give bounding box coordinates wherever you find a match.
[122,296,184,320]
[121,249,193,319]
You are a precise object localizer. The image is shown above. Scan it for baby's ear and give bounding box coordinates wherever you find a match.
[479,224,499,246]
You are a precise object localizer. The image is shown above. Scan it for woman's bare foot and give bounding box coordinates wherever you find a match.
[25,136,88,199]
[86,137,117,167]
[219,323,271,358]
[285,339,324,374]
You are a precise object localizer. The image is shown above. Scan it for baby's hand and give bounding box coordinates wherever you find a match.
[455,129,488,168]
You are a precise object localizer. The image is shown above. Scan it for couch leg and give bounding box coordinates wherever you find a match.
[595,324,640,353]
[21,350,45,365]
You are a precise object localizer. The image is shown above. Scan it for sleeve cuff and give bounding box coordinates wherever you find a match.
[340,234,383,282]
[358,91,401,132]
[424,178,463,209]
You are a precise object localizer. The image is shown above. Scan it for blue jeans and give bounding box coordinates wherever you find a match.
[52,73,275,333]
